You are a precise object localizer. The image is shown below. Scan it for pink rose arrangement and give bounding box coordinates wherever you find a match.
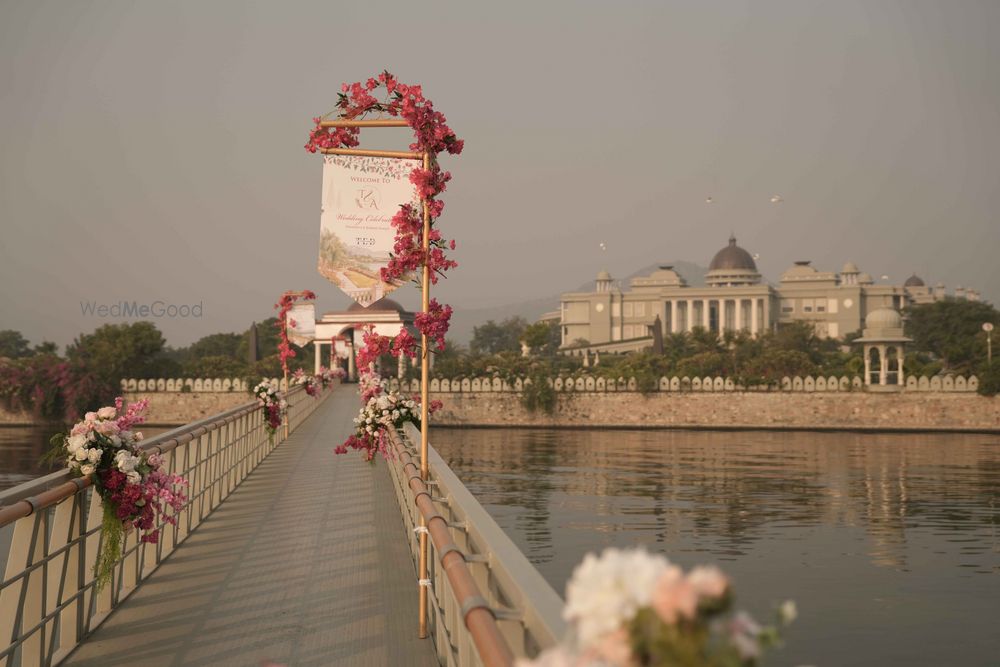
[306,72,462,460]
[317,365,346,389]
[53,398,187,590]
[519,548,797,667]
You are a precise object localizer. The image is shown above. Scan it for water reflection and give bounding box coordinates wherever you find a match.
[434,428,1000,666]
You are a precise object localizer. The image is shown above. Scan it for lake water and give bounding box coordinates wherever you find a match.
[0,425,174,493]
[432,428,1000,667]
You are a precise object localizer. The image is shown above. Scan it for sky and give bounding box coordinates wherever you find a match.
[1,0,998,348]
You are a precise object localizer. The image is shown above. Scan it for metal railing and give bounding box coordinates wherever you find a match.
[0,385,331,667]
[386,422,566,667]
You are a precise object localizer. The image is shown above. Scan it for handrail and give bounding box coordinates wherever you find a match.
[386,422,566,664]
[390,434,514,667]
[0,390,290,526]
[0,384,331,667]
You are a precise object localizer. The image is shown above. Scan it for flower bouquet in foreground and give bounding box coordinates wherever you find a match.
[52,398,187,591]
[252,379,286,438]
[520,548,796,667]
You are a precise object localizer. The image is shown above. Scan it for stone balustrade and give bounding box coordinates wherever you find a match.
[379,374,980,394]
[118,377,287,393]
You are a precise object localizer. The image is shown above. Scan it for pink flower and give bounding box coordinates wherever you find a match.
[687,565,729,601]
[97,406,116,419]
[588,628,633,666]
[651,565,698,625]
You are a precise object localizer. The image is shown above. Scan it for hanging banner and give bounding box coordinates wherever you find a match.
[319,155,419,306]
[285,303,316,347]
[333,336,351,360]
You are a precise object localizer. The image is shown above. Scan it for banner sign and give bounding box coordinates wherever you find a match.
[333,336,351,360]
[286,303,316,347]
[319,155,419,306]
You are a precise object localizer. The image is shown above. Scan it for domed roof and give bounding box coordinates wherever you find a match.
[346,297,407,313]
[709,235,757,272]
[858,272,874,285]
[596,269,612,281]
[842,261,859,274]
[904,274,925,287]
[866,307,902,329]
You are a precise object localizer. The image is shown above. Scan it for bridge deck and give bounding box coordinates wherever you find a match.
[63,390,437,667]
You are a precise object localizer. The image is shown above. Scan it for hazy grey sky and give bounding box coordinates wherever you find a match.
[1,0,998,348]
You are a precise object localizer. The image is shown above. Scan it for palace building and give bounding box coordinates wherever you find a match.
[558,235,980,351]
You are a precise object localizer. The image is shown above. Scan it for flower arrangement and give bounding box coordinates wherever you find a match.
[292,368,321,397]
[317,365,346,389]
[52,398,187,590]
[334,370,442,461]
[252,379,286,437]
[519,548,796,667]
[307,72,461,461]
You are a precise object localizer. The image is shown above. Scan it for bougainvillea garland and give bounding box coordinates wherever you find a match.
[307,71,462,460]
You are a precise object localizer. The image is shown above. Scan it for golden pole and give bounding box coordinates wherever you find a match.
[418,150,431,639]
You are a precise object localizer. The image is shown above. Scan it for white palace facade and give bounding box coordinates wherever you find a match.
[558,235,981,351]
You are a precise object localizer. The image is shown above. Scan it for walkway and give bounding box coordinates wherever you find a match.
[63,390,437,667]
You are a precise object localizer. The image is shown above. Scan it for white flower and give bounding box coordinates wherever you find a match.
[74,448,88,461]
[115,450,139,473]
[80,464,95,476]
[563,548,668,648]
[67,433,87,452]
[126,471,141,485]
[97,406,116,419]
[87,448,102,464]
[779,600,797,625]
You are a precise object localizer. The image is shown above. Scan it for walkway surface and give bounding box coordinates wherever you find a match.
[64,390,438,667]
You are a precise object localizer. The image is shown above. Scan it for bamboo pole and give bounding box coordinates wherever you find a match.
[320,147,422,160]
[319,119,409,128]
[418,150,431,639]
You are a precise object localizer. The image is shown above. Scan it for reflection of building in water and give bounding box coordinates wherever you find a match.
[434,429,1000,571]
[558,235,983,350]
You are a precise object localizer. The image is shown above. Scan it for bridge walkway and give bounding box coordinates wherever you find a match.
[62,390,436,667]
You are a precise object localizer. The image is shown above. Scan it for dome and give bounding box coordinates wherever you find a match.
[596,269,611,281]
[904,274,925,287]
[708,235,757,272]
[866,307,902,329]
[346,297,407,313]
[858,272,874,285]
[841,261,859,274]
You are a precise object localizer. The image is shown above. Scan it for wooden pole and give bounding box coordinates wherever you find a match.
[418,150,431,638]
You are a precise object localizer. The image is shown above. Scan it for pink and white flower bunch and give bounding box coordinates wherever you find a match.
[57,398,187,590]
[336,379,422,462]
[317,365,346,389]
[252,379,286,436]
[292,368,321,397]
[519,548,796,667]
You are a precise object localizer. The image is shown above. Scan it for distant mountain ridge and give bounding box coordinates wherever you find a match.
[448,261,709,345]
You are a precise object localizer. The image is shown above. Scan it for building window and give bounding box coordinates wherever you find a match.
[816,303,826,312]
[623,302,633,317]
[803,298,813,313]
[635,302,646,316]
[781,299,795,314]
[623,325,633,338]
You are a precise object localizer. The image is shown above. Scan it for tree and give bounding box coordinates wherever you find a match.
[905,299,1000,372]
[183,355,248,378]
[522,320,560,356]
[0,330,32,359]
[66,322,168,400]
[470,317,528,355]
